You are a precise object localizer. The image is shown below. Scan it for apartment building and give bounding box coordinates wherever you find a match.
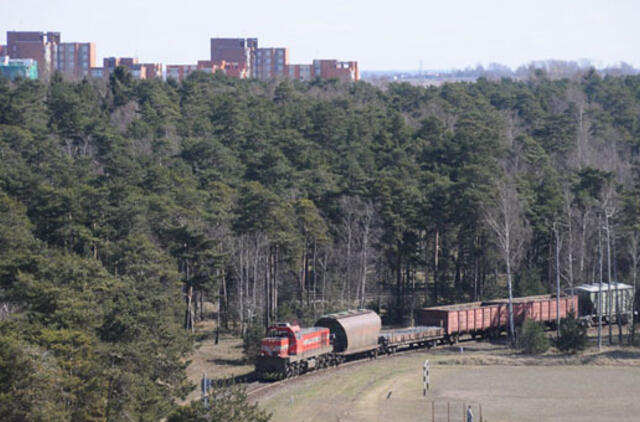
[103,56,138,71]
[6,31,60,77]
[96,57,161,80]
[166,64,198,81]
[287,64,313,81]
[313,60,359,81]
[55,42,95,78]
[198,59,249,78]
[210,38,257,78]
[254,47,289,80]
[138,63,162,79]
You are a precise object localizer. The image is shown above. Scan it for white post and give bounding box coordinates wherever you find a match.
[423,359,430,396]
[201,373,208,407]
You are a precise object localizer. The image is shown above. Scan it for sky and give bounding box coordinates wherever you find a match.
[1,0,639,71]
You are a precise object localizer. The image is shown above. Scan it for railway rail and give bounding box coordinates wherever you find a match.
[247,333,480,400]
[246,288,634,398]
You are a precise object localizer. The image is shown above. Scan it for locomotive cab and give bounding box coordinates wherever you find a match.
[260,323,298,358]
[256,322,333,377]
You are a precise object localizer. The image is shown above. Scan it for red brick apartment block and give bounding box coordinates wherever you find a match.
[198,59,249,79]
[139,63,162,79]
[254,48,289,80]
[104,56,138,70]
[7,31,60,77]
[166,64,199,81]
[99,57,161,80]
[313,59,359,81]
[210,38,257,76]
[286,64,313,81]
[56,42,96,78]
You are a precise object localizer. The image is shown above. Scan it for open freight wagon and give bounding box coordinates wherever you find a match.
[416,294,578,342]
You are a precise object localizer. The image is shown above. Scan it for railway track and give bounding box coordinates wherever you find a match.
[246,335,481,400]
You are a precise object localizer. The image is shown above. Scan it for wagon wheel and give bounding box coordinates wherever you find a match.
[285,365,293,378]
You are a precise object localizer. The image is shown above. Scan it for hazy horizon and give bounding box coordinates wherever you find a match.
[1,0,638,71]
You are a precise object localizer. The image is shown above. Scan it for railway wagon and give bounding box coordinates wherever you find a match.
[570,283,634,325]
[315,309,381,359]
[416,295,578,342]
[484,294,578,326]
[379,326,444,354]
[416,302,499,342]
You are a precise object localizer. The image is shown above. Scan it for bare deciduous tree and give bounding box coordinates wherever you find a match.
[483,178,530,346]
[627,229,639,344]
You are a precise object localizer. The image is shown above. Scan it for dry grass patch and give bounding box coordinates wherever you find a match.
[181,319,253,404]
[260,343,640,422]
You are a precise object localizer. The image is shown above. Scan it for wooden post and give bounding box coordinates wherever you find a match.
[423,359,430,396]
[462,403,465,422]
[480,403,483,422]
[448,401,450,422]
[432,400,435,422]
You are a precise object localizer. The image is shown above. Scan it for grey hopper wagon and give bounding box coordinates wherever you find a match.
[315,309,381,356]
[569,282,635,324]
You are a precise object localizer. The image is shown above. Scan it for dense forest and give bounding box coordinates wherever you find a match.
[1,67,640,420]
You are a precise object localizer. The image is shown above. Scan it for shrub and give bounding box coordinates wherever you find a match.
[556,311,587,354]
[242,324,265,364]
[517,319,550,355]
[167,381,271,422]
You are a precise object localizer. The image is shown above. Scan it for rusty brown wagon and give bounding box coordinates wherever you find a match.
[416,295,578,343]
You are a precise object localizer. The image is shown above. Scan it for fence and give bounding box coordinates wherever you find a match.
[428,401,483,422]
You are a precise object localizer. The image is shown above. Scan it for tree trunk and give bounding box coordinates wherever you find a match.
[579,210,589,282]
[264,250,270,330]
[433,229,440,303]
[597,221,603,350]
[272,246,278,322]
[312,239,318,314]
[612,232,622,344]
[554,223,561,338]
[631,259,637,345]
[506,253,515,346]
[605,215,613,345]
[360,229,368,309]
[565,195,575,294]
[301,239,307,303]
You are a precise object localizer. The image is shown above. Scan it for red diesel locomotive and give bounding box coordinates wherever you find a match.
[256,322,333,377]
[256,310,381,377]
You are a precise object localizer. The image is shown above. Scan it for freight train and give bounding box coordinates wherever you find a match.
[256,285,635,378]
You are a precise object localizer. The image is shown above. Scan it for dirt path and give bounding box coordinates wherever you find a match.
[180,320,253,403]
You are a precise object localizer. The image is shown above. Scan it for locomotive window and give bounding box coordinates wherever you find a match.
[267,330,288,338]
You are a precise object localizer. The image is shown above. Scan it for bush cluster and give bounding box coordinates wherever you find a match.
[517,319,550,355]
[556,311,587,354]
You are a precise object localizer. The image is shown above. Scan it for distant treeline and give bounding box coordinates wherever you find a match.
[0,67,639,420]
[364,60,640,84]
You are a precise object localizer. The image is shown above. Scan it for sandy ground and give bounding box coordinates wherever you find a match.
[259,343,640,422]
[181,319,254,403]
